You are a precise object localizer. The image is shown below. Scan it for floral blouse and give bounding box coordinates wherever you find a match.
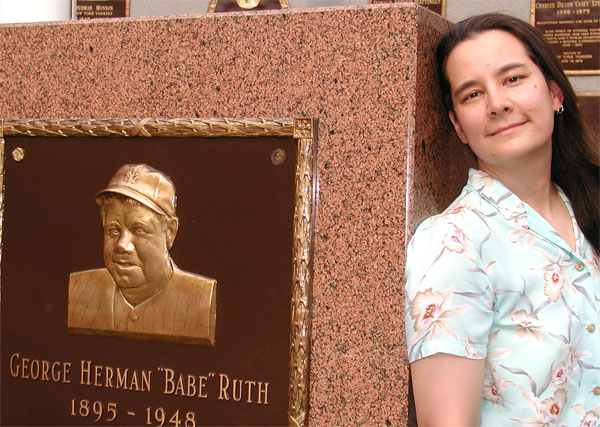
[405,169,600,426]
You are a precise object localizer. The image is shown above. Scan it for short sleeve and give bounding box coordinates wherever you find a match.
[404,214,494,363]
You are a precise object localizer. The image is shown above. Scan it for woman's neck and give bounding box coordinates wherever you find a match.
[478,154,554,217]
[478,158,576,250]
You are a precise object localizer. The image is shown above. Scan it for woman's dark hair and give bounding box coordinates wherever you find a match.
[436,13,599,254]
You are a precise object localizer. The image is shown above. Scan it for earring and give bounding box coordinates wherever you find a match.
[555,105,564,115]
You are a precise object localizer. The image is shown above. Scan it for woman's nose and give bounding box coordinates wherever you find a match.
[487,88,512,117]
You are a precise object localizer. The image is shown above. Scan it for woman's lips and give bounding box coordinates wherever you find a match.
[490,121,526,136]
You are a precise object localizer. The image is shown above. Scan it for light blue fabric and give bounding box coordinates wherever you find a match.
[405,169,600,426]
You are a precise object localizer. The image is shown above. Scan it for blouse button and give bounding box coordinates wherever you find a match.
[130,312,138,321]
[575,262,584,271]
[594,386,600,395]
[588,323,596,333]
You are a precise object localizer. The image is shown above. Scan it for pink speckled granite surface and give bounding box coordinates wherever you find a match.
[0,4,471,424]
[409,9,477,235]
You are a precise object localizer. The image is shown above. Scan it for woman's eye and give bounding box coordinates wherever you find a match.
[505,76,522,85]
[464,91,480,101]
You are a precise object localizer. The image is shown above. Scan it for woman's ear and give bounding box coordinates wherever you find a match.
[549,81,564,111]
[449,111,468,145]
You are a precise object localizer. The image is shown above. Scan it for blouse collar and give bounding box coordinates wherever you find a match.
[465,168,582,257]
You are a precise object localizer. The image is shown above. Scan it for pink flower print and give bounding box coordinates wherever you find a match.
[438,225,477,263]
[543,264,566,302]
[483,367,514,408]
[571,403,600,427]
[497,201,525,222]
[532,248,573,302]
[442,226,469,253]
[483,376,502,405]
[409,285,470,347]
[448,205,467,216]
[550,361,569,389]
[510,309,543,340]
[515,389,567,425]
[508,217,536,247]
[465,334,484,359]
[585,255,599,275]
[444,200,473,220]
[566,342,592,374]
[471,170,495,194]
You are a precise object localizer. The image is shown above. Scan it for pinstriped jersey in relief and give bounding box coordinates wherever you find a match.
[68,267,216,345]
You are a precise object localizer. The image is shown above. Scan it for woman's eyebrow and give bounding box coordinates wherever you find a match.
[453,79,477,98]
[496,62,527,76]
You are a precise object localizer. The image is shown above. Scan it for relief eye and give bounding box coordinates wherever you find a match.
[107,228,120,237]
[133,227,146,236]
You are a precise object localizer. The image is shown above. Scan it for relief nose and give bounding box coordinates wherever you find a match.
[115,231,134,253]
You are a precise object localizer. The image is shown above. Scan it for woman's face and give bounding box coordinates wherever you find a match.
[445,30,563,173]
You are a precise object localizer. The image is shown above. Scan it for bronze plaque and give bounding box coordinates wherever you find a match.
[208,0,288,13]
[579,93,600,147]
[368,0,446,16]
[531,0,600,74]
[0,118,316,426]
[77,0,130,19]
[415,0,445,16]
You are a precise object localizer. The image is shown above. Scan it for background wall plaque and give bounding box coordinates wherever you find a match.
[76,0,130,19]
[578,92,600,148]
[207,0,289,13]
[531,0,600,74]
[368,0,446,17]
[0,118,316,426]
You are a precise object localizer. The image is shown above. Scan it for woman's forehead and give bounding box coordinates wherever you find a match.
[445,30,534,88]
[449,30,529,67]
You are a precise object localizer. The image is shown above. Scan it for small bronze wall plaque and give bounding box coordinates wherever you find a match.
[368,0,446,17]
[415,0,445,16]
[77,0,130,19]
[0,118,316,426]
[579,93,600,148]
[531,0,599,74]
[207,0,289,13]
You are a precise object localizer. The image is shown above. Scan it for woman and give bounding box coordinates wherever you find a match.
[404,13,599,426]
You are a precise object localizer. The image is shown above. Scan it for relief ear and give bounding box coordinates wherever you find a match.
[165,217,179,250]
[449,111,468,145]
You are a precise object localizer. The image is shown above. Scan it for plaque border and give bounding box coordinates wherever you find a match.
[530,0,600,75]
[578,91,600,97]
[0,117,316,427]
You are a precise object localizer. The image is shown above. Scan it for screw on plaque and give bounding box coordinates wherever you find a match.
[271,148,286,165]
[12,147,25,162]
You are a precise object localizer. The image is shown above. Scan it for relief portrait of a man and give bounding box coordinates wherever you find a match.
[67,164,217,345]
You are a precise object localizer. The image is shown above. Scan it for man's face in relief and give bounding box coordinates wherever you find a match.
[102,197,172,290]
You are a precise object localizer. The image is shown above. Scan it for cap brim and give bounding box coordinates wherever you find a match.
[95,186,168,216]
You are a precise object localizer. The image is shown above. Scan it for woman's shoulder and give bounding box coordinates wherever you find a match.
[412,186,487,242]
